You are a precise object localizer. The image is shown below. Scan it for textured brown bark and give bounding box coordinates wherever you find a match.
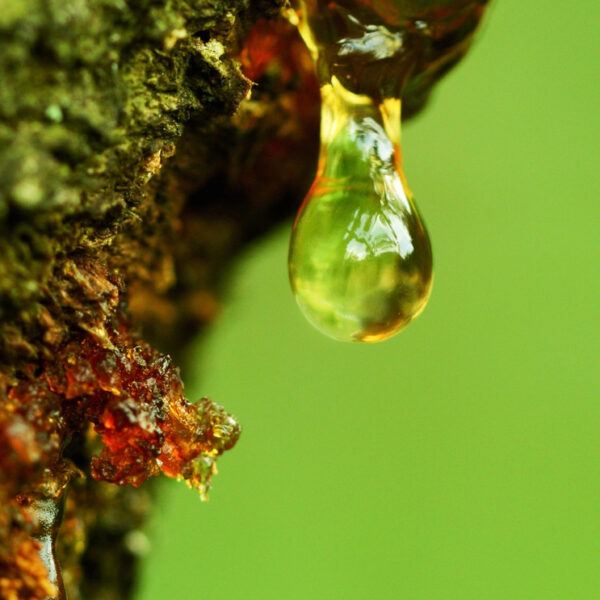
[0,2,313,598]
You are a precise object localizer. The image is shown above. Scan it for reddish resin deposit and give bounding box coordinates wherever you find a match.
[1,303,240,599]
[2,320,240,490]
[45,324,240,490]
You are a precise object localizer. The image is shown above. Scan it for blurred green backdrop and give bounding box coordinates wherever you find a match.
[138,1,600,598]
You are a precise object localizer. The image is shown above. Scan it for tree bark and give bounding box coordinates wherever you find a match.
[0,1,310,598]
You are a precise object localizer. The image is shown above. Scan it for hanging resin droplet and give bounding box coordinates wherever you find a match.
[289,79,432,342]
[288,0,488,342]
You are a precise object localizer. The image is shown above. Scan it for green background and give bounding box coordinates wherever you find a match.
[138,1,600,598]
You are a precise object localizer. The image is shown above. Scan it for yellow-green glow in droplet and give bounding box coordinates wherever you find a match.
[289,79,432,342]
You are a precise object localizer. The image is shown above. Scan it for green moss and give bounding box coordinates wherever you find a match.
[0,0,283,360]
[0,0,37,28]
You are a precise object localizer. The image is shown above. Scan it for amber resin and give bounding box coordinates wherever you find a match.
[288,0,488,342]
[0,256,241,599]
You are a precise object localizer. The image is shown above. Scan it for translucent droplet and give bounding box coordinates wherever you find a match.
[289,79,432,342]
[287,0,488,342]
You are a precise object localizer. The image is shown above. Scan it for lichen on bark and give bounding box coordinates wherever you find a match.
[0,0,277,356]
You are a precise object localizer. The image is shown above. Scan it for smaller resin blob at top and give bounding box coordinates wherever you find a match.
[289,80,432,343]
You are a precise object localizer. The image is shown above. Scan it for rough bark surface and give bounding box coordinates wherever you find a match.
[0,1,319,598]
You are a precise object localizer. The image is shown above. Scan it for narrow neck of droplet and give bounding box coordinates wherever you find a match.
[318,77,407,177]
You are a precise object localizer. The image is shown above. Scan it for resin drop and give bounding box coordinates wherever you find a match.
[288,0,488,342]
[289,80,432,342]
